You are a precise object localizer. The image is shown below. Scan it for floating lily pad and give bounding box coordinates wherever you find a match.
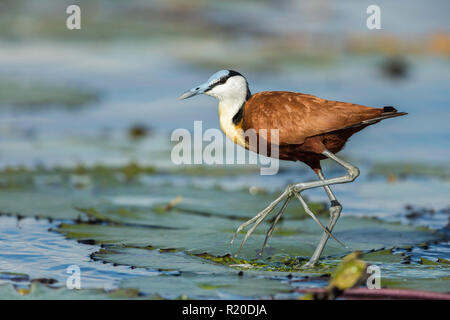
[1,165,449,298]
[93,247,233,274]
[57,214,443,277]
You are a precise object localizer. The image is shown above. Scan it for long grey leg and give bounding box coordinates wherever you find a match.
[230,150,359,261]
[233,184,342,255]
[292,150,360,194]
[294,192,345,247]
[259,196,292,255]
[302,170,343,268]
[290,150,358,267]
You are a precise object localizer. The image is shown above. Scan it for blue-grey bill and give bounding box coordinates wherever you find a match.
[178,90,197,100]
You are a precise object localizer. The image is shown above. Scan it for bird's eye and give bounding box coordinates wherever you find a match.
[218,77,227,85]
[205,77,228,92]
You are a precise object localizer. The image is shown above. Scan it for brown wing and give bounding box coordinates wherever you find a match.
[242,91,385,145]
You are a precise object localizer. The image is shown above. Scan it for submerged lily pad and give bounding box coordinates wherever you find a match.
[119,273,293,299]
[0,282,143,300]
[0,167,324,222]
[93,247,233,274]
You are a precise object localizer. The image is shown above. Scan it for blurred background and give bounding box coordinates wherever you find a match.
[1,0,449,164]
[1,0,449,206]
[0,0,449,298]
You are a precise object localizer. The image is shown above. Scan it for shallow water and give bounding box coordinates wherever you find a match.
[0,217,153,290]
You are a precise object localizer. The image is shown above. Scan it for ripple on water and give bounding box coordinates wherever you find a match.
[0,216,155,290]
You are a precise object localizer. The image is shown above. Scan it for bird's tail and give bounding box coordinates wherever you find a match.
[342,106,408,129]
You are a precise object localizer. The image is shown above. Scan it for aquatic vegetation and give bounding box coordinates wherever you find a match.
[127,124,152,141]
[328,252,367,291]
[0,163,448,298]
[300,252,367,300]
[368,162,450,180]
[0,79,99,109]
[0,282,147,300]
[380,56,410,79]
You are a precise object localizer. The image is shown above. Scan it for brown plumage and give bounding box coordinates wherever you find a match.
[242,91,407,171]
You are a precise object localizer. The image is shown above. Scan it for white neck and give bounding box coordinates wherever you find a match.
[204,76,249,147]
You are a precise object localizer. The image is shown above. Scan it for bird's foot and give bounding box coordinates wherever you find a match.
[300,260,319,269]
[230,186,294,256]
[230,184,344,260]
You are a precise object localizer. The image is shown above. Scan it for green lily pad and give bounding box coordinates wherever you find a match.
[380,276,450,293]
[93,247,233,274]
[0,167,324,222]
[0,282,144,300]
[57,214,442,279]
[119,273,293,299]
[1,165,448,298]
[369,162,450,180]
[362,248,405,264]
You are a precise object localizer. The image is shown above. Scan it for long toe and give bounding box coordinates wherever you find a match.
[231,189,290,252]
[301,260,318,269]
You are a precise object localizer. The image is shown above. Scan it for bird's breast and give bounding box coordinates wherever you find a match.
[218,103,247,148]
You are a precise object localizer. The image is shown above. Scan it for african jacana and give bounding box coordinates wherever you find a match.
[179,69,407,267]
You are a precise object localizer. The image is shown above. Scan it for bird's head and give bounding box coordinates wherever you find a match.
[178,69,251,102]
